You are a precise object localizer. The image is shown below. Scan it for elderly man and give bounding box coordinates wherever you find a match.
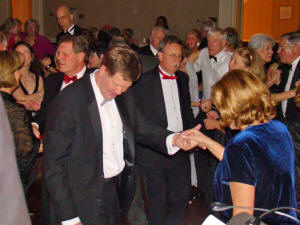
[193,28,231,101]
[133,35,196,225]
[138,26,169,73]
[43,45,198,225]
[277,31,300,121]
[56,5,85,43]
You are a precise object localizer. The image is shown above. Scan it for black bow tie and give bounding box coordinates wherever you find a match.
[209,55,217,62]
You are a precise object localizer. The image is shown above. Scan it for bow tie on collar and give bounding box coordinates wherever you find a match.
[209,55,217,62]
[159,68,178,80]
[63,74,77,84]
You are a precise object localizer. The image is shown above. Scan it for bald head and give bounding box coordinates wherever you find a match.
[56,5,74,31]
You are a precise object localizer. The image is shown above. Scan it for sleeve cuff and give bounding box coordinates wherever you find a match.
[166,133,180,155]
[62,217,81,225]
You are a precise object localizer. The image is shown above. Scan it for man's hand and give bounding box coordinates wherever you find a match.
[172,124,201,151]
[31,123,40,139]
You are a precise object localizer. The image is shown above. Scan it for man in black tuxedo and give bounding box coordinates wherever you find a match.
[138,26,168,73]
[132,35,196,225]
[43,45,199,225]
[33,35,90,135]
[56,5,85,43]
[277,31,300,121]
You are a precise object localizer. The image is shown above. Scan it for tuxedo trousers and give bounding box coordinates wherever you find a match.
[142,161,190,225]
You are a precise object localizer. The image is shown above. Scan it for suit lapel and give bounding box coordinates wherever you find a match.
[153,68,168,123]
[115,95,135,164]
[84,75,103,167]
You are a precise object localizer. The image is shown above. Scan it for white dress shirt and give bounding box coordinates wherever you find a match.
[150,44,158,56]
[65,24,75,35]
[193,48,231,99]
[62,69,125,225]
[282,56,300,116]
[61,66,86,90]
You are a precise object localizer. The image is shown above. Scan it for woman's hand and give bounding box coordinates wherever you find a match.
[266,63,281,87]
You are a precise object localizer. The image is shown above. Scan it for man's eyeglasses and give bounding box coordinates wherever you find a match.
[161,51,183,61]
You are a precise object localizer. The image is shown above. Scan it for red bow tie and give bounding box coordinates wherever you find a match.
[63,74,77,84]
[159,68,177,80]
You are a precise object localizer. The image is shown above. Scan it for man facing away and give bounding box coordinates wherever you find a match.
[43,45,199,225]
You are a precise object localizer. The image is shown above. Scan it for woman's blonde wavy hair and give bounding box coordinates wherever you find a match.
[211,69,276,129]
[0,51,24,88]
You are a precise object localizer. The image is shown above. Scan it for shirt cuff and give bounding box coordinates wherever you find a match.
[166,133,180,155]
[62,217,81,225]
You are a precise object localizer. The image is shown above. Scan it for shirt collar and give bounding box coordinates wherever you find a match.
[65,24,75,34]
[291,56,300,71]
[150,44,158,56]
[214,48,227,60]
[158,65,175,77]
[76,66,86,79]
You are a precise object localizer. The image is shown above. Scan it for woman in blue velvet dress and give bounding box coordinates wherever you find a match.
[190,69,298,224]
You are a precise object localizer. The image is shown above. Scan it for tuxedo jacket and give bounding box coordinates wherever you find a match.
[132,67,196,168]
[34,68,92,133]
[56,24,85,43]
[277,61,300,121]
[138,44,154,56]
[43,72,172,224]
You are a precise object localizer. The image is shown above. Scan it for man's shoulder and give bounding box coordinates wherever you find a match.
[138,45,152,56]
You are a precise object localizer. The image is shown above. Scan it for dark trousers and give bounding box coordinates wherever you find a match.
[41,176,120,225]
[98,176,120,225]
[142,161,190,225]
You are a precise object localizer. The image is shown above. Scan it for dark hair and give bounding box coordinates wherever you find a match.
[89,40,107,57]
[13,41,43,76]
[1,17,21,35]
[158,35,183,52]
[155,16,169,29]
[97,30,112,47]
[123,28,133,39]
[58,35,90,64]
[224,27,240,50]
[24,19,40,34]
[101,45,141,82]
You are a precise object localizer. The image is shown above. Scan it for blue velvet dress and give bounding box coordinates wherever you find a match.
[214,120,298,224]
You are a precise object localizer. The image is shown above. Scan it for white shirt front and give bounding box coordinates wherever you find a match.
[61,66,86,90]
[65,24,75,35]
[193,48,231,99]
[150,44,158,56]
[90,70,125,178]
[282,56,300,116]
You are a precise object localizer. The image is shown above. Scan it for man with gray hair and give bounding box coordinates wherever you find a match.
[193,28,231,102]
[138,26,169,56]
[277,31,300,121]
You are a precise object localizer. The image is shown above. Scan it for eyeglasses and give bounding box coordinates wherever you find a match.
[161,51,183,61]
[278,44,292,50]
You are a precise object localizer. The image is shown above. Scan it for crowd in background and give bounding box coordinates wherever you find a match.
[0,4,300,225]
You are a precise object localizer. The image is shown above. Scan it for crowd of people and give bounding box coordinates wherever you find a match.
[0,4,300,225]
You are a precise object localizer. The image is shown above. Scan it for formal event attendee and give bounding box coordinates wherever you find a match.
[33,35,89,136]
[43,45,197,225]
[0,31,8,51]
[198,19,216,50]
[248,33,280,88]
[0,51,40,193]
[185,29,201,53]
[133,35,196,225]
[193,28,231,101]
[12,41,44,111]
[224,27,240,53]
[138,26,168,57]
[189,69,297,224]
[0,96,32,225]
[122,28,139,51]
[277,32,300,121]
[22,19,56,60]
[56,5,85,43]
[155,16,169,30]
[1,17,22,50]
[88,40,107,69]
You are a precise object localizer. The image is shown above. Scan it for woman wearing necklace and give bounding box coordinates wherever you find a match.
[12,41,44,112]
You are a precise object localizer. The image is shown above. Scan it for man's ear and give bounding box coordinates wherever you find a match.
[70,14,74,23]
[157,51,163,61]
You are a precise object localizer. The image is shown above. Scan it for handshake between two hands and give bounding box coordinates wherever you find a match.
[173,124,209,151]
